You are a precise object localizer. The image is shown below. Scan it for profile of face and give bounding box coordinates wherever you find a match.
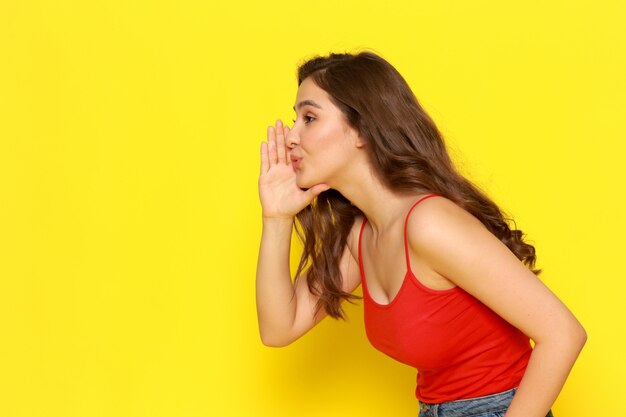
[286,76,364,190]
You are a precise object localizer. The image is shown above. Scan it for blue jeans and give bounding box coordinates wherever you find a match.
[418,388,554,417]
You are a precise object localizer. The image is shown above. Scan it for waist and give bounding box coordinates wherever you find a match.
[418,387,517,417]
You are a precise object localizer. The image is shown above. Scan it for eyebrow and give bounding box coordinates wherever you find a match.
[293,99,323,112]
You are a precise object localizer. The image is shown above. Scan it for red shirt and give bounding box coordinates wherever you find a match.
[358,194,532,403]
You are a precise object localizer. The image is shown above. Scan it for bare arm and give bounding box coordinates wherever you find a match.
[407,197,586,416]
[256,119,361,347]
[256,217,362,347]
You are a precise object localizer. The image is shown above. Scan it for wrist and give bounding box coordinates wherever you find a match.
[262,215,294,227]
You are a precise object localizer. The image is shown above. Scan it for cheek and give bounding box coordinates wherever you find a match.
[300,121,350,160]
[307,124,344,150]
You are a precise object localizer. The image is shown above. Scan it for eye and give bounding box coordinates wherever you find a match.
[292,114,316,125]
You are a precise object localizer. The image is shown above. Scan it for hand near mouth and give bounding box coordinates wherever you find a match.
[259,119,329,220]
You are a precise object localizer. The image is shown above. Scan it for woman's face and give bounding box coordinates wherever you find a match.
[286,77,362,189]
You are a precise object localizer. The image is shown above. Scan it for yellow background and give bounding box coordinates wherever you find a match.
[1,0,624,415]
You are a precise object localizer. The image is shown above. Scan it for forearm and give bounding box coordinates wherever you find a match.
[255,217,298,346]
[504,328,587,417]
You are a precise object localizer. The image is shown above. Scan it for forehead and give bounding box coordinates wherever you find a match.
[294,77,331,106]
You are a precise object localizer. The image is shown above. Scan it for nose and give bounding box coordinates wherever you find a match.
[285,125,299,149]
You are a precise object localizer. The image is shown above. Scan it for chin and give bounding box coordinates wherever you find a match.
[295,173,317,191]
[295,178,312,190]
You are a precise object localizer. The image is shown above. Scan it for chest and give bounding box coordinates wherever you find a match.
[359,235,407,305]
[362,284,512,370]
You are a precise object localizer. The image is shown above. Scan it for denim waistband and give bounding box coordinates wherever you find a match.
[418,387,517,417]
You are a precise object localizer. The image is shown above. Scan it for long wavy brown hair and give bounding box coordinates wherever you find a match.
[292,51,540,320]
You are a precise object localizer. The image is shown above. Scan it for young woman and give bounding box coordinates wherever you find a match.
[256,51,586,417]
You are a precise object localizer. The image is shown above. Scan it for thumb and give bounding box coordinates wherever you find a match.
[304,184,331,200]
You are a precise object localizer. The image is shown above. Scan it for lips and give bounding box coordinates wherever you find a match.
[290,155,302,170]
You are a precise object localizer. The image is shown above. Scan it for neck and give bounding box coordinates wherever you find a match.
[332,164,426,237]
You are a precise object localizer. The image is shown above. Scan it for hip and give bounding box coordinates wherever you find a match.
[418,387,554,417]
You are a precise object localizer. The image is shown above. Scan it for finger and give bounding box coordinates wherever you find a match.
[260,141,269,175]
[275,119,286,164]
[284,125,292,165]
[304,184,331,201]
[267,125,278,167]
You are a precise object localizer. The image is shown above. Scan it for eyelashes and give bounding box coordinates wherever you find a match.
[292,115,315,124]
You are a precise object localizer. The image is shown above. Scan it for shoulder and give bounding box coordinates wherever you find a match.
[405,195,491,260]
[406,194,485,234]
